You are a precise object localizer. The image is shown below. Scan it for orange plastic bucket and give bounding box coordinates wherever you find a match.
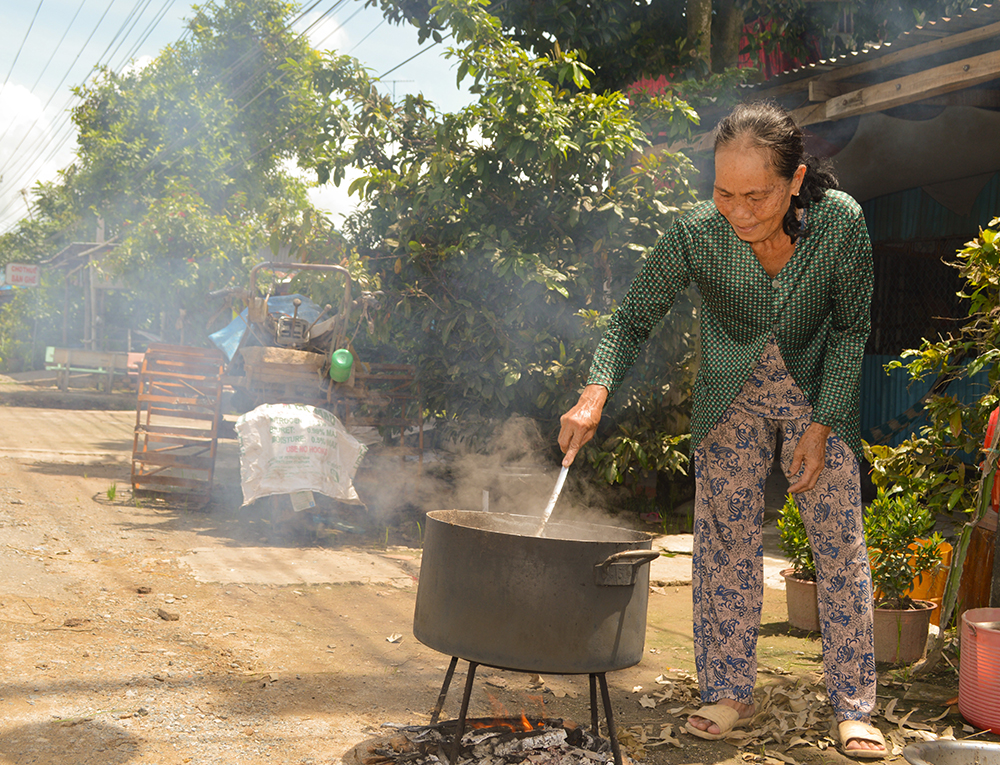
[959,607,1000,733]
[905,540,952,626]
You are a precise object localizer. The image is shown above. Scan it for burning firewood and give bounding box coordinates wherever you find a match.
[373,718,618,765]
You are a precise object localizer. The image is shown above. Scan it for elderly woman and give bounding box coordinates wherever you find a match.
[558,101,885,759]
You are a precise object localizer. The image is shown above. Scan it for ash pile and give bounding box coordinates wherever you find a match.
[363,718,621,765]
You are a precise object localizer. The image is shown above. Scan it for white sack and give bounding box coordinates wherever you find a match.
[235,404,367,507]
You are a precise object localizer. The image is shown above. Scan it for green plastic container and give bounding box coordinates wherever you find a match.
[330,348,353,382]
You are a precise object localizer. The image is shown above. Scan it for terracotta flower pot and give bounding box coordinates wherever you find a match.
[873,599,938,665]
[781,568,820,633]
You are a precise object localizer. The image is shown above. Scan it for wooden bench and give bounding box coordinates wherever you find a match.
[44,347,144,392]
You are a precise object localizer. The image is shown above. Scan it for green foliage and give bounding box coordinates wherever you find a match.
[866,216,1000,640]
[0,269,74,373]
[296,0,701,482]
[65,0,322,344]
[777,493,816,581]
[864,217,1000,518]
[365,0,696,91]
[363,0,978,91]
[0,0,340,360]
[864,487,943,610]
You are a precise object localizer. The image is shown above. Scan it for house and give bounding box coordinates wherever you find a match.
[748,4,1000,444]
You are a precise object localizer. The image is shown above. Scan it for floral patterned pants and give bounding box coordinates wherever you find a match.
[691,337,875,721]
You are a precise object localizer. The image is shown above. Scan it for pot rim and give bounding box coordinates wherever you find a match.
[425,509,654,544]
[874,598,938,612]
[780,567,817,583]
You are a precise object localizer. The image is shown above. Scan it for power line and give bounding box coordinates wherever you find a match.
[0,0,87,153]
[0,0,124,210]
[0,0,348,232]
[113,0,184,73]
[0,0,236,229]
[0,0,160,224]
[346,18,385,54]
[1,0,468,235]
[379,39,443,79]
[1,0,188,203]
[0,0,45,95]
[103,0,161,72]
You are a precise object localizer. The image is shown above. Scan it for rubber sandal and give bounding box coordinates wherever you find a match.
[836,720,888,760]
[684,704,748,740]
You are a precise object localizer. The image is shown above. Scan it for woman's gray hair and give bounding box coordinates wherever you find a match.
[715,100,838,242]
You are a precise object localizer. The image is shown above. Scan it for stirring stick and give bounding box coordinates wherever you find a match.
[536,465,568,536]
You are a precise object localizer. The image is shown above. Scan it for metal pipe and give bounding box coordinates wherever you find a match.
[429,656,458,725]
[451,661,478,764]
[589,674,599,734]
[597,674,622,765]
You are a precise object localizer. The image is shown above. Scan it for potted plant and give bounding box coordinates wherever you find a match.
[864,486,945,664]
[777,493,820,633]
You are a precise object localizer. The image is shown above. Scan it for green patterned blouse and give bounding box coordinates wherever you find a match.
[587,189,873,460]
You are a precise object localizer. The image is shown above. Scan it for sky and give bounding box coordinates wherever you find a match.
[0,0,474,236]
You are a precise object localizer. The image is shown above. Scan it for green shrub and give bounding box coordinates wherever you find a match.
[864,487,943,610]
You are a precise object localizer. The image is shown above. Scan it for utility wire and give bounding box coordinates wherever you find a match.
[0,0,45,95]
[0,0,348,232]
[103,0,160,72]
[346,18,385,54]
[0,0,239,228]
[2,0,466,234]
[0,0,122,213]
[113,0,184,72]
[0,0,86,151]
[0,0,182,204]
[379,39,443,79]
[0,0,160,224]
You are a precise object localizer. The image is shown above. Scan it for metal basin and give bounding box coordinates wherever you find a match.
[412,510,657,674]
[903,741,1000,764]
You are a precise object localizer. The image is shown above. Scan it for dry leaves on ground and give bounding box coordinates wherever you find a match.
[621,668,974,762]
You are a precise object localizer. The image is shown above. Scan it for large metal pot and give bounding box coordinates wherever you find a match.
[413,509,658,674]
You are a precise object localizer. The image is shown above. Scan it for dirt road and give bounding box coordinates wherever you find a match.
[0,397,987,765]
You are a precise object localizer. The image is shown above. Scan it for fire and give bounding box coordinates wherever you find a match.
[470,693,542,732]
[467,712,536,732]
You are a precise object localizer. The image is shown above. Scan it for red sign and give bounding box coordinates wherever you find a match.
[5,263,40,287]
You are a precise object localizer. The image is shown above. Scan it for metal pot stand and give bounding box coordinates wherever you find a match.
[428,656,625,765]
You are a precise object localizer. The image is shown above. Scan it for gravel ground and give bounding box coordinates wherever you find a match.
[1,395,998,765]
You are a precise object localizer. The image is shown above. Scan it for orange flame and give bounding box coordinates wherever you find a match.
[470,693,540,732]
[467,713,536,732]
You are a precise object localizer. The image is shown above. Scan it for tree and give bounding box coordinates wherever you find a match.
[364,0,978,91]
[60,0,325,345]
[0,173,92,372]
[865,217,1000,637]
[294,0,703,490]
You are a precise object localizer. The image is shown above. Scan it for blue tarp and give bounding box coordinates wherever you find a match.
[208,294,324,361]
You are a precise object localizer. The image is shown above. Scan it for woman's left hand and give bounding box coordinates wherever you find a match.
[787,422,832,494]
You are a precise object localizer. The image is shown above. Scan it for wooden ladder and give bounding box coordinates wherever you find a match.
[131,344,225,506]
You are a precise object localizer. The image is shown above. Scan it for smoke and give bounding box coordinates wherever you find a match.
[356,415,633,534]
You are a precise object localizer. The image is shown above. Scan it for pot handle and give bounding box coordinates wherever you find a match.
[594,549,661,586]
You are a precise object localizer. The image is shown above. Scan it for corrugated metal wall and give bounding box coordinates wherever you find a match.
[861,173,1000,243]
[859,173,1000,444]
[861,355,991,448]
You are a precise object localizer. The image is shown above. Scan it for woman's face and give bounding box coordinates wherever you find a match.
[713,143,805,247]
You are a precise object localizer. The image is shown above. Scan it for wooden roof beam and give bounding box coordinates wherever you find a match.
[790,48,1000,127]
[759,19,1000,98]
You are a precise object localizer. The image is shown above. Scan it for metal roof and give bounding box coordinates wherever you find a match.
[758,2,1000,92]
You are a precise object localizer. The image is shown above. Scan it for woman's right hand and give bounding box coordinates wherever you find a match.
[558,385,609,467]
